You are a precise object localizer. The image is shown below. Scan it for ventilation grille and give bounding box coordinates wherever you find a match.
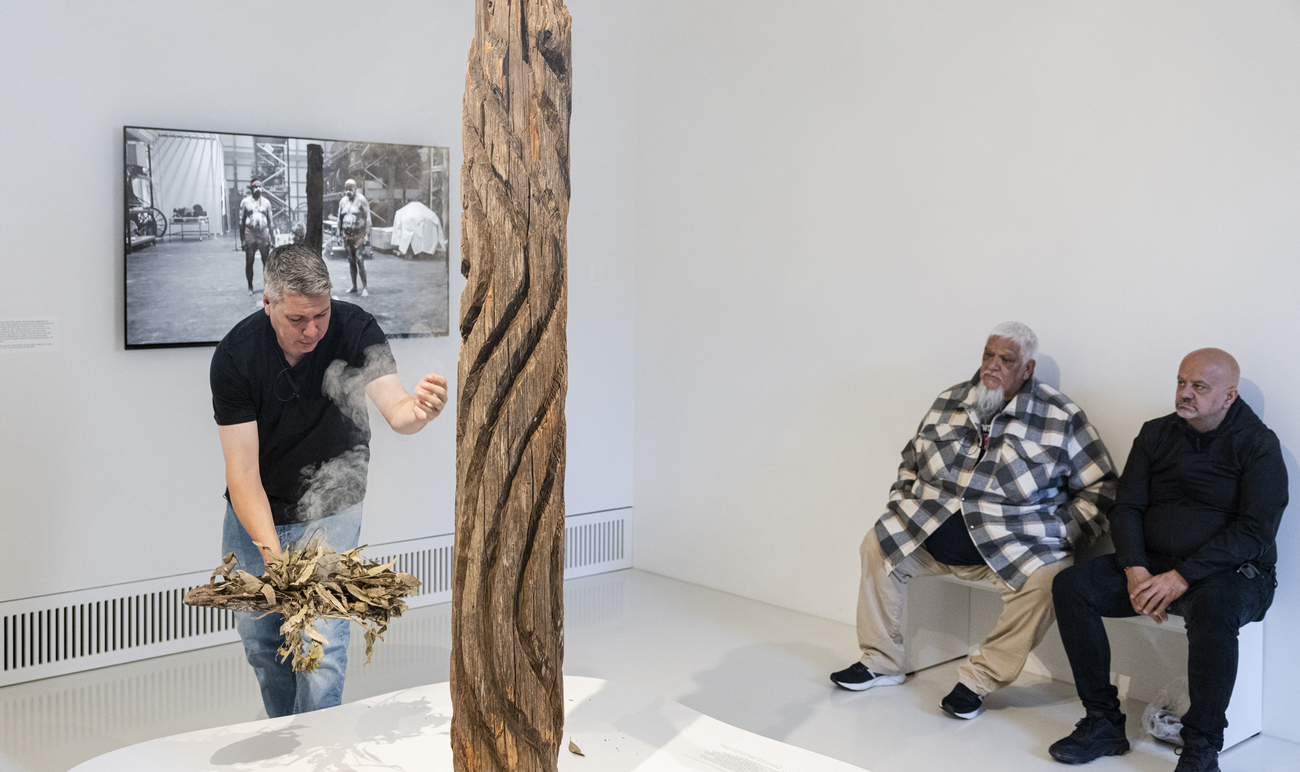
[3,594,229,669]
[370,539,455,607]
[0,508,630,687]
[564,509,631,578]
[1,581,239,687]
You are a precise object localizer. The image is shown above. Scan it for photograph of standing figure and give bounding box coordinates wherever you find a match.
[337,179,370,297]
[239,178,273,296]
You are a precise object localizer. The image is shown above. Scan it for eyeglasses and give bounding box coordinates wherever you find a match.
[273,367,300,402]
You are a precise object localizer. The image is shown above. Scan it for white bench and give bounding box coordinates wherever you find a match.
[904,572,1263,750]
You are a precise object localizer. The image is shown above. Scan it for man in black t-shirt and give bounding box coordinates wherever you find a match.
[210,244,447,717]
[1049,349,1286,772]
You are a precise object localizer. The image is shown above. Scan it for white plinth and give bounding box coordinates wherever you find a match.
[70,676,871,772]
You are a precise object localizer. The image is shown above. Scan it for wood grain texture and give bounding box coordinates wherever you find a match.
[451,2,571,772]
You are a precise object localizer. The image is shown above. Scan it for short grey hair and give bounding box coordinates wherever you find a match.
[264,244,331,304]
[988,321,1038,362]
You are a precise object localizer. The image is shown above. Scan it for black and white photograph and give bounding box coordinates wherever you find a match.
[124,126,451,348]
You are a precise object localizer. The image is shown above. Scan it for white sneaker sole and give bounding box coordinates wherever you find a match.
[831,672,905,691]
[941,703,984,719]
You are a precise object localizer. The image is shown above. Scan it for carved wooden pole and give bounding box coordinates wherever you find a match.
[305,143,323,254]
[452,2,571,772]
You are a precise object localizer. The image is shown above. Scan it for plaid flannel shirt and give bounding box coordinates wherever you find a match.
[874,375,1118,590]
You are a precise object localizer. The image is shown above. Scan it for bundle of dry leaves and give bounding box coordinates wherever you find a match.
[184,540,420,672]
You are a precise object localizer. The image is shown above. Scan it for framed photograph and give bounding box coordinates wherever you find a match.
[124,126,451,349]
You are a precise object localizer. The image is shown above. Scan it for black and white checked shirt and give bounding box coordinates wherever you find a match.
[874,375,1118,590]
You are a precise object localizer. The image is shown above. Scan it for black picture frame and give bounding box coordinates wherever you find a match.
[124,126,451,349]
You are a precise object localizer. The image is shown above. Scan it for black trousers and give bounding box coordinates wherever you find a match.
[1052,554,1274,751]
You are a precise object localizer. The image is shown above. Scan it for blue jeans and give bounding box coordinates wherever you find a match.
[1053,553,1274,751]
[221,502,362,717]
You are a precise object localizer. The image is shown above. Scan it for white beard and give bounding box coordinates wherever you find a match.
[969,383,1006,424]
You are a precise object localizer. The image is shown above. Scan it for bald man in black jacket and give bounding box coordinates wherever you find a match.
[1048,348,1286,772]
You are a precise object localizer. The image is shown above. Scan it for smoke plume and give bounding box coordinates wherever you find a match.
[295,344,396,523]
[322,343,396,433]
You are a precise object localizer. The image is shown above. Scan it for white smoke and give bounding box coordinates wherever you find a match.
[321,343,396,432]
[296,448,369,524]
[296,344,396,522]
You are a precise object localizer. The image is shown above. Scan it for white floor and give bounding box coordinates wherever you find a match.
[2,568,1297,772]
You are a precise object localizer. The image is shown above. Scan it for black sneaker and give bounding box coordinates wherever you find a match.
[1174,745,1220,772]
[940,682,984,719]
[829,662,904,691]
[1048,711,1129,764]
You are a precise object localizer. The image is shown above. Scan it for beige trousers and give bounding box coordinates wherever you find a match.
[856,531,1069,696]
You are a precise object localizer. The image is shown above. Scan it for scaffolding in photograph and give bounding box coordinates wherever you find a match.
[222,137,311,243]
[253,139,290,238]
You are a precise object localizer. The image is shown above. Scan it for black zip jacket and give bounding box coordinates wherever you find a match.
[1109,399,1287,583]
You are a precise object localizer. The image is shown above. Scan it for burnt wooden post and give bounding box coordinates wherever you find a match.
[306,143,323,253]
[451,2,572,772]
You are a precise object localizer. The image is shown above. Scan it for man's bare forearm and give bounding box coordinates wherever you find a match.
[227,477,281,558]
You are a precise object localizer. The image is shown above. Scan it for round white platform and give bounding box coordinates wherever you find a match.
[71,676,870,772]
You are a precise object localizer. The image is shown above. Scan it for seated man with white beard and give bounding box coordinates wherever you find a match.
[831,322,1118,720]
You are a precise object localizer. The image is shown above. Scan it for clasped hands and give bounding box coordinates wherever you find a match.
[1125,565,1188,624]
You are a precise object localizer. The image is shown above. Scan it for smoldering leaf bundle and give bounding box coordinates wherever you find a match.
[184,540,420,672]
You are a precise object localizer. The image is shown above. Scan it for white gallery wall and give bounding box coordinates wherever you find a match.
[630,0,1300,743]
[0,0,635,598]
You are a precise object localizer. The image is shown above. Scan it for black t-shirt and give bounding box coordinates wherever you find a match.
[210,300,397,525]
